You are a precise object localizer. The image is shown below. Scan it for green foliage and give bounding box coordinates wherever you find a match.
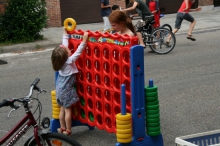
[0,0,47,43]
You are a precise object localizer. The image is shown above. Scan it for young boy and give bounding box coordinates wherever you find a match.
[166,0,201,43]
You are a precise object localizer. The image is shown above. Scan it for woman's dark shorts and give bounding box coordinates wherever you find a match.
[175,12,195,29]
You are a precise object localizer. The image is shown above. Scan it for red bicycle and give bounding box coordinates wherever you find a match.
[0,78,81,146]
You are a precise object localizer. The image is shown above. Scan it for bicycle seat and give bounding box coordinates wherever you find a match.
[144,15,154,19]
[143,15,154,23]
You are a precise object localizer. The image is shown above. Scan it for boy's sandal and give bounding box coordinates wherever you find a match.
[63,129,72,136]
[57,127,65,134]
[148,50,155,53]
[187,35,196,41]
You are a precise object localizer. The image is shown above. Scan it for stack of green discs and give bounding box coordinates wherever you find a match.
[145,85,161,136]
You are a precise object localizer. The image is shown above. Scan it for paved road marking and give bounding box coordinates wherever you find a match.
[0,48,53,58]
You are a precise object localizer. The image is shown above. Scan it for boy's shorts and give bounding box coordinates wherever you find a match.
[175,12,195,29]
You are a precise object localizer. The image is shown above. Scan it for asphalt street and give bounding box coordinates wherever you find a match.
[0,29,220,146]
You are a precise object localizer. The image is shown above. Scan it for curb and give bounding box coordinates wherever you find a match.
[0,40,59,54]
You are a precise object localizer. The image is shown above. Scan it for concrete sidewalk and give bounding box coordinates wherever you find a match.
[1,8,220,54]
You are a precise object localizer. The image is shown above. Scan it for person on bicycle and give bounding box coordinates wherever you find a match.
[166,0,201,43]
[123,0,153,21]
[123,0,153,48]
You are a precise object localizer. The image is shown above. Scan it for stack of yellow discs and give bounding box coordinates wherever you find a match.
[51,90,60,119]
[116,113,132,143]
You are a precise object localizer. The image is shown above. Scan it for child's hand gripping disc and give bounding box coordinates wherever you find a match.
[64,18,77,31]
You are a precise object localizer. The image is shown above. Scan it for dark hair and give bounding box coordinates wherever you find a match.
[112,5,119,10]
[109,10,136,35]
[51,45,68,71]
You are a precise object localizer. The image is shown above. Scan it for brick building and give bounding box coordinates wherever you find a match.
[1,0,219,27]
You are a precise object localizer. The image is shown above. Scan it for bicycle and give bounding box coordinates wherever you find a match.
[135,15,176,54]
[0,78,81,146]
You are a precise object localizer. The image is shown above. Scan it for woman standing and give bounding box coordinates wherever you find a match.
[148,0,160,29]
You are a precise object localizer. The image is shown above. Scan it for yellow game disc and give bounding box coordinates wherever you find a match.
[117,128,132,134]
[117,137,132,143]
[52,103,60,108]
[116,113,131,121]
[52,114,59,119]
[116,123,131,129]
[52,99,58,104]
[64,18,77,31]
[52,111,60,116]
[116,133,132,139]
[51,90,56,96]
[116,119,130,125]
[52,107,60,112]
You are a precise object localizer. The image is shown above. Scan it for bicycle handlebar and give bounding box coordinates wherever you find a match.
[25,78,40,98]
[31,78,40,86]
[0,78,45,108]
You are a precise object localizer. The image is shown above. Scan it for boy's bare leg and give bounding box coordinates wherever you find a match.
[166,28,179,42]
[188,20,196,35]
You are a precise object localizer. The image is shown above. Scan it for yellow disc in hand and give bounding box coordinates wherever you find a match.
[64,18,77,31]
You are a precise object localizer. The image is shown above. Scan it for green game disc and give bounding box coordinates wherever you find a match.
[146,113,160,119]
[146,122,160,127]
[145,86,158,92]
[147,131,161,136]
[146,117,160,123]
[146,109,160,114]
[146,105,159,110]
[146,100,159,105]
[146,96,158,102]
[147,126,160,132]
[146,92,158,97]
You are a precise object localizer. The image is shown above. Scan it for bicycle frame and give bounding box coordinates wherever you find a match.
[141,27,156,46]
[0,109,42,146]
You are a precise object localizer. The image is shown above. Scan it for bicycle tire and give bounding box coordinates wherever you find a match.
[27,132,81,146]
[149,28,176,54]
[161,24,172,31]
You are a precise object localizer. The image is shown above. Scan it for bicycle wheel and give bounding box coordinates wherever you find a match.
[161,24,172,31]
[27,132,81,146]
[149,28,176,54]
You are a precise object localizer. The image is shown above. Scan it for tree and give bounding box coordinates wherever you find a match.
[0,0,47,43]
